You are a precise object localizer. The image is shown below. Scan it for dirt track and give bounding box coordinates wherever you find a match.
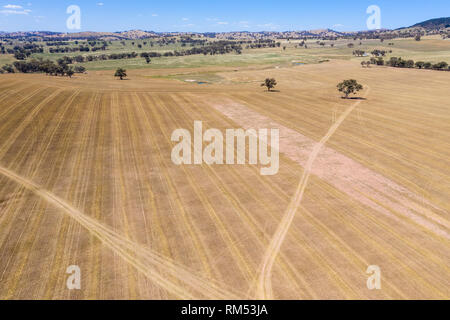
[0,61,449,299]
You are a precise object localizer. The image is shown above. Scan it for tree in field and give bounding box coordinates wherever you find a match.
[74,66,86,73]
[415,35,421,41]
[415,61,425,69]
[66,68,75,78]
[261,78,277,92]
[337,79,363,99]
[145,56,151,64]
[424,62,432,69]
[114,68,127,80]
[2,64,14,73]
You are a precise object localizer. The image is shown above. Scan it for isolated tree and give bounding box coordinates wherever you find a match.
[114,68,127,80]
[261,78,277,92]
[415,35,421,41]
[337,79,363,99]
[145,56,151,64]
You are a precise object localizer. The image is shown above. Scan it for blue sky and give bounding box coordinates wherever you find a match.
[0,0,448,32]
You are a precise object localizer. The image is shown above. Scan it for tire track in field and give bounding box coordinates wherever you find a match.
[149,93,259,285]
[0,164,242,300]
[225,93,450,249]
[172,92,361,299]
[172,93,321,299]
[0,90,80,296]
[214,89,450,295]
[256,88,371,299]
[0,87,47,120]
[134,93,222,283]
[0,89,64,159]
[3,90,84,299]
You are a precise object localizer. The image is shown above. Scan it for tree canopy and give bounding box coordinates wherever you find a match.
[337,79,363,99]
[114,68,127,80]
[261,78,277,91]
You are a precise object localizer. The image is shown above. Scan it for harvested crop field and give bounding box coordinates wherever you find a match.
[0,60,449,299]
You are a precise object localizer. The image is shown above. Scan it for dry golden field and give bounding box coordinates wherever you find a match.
[0,60,449,299]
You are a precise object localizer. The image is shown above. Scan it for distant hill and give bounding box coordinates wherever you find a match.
[1,17,449,40]
[410,17,450,29]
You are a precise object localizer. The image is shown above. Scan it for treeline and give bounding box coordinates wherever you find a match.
[0,58,85,76]
[140,42,245,59]
[353,49,391,57]
[364,56,449,70]
[55,52,140,64]
[49,45,107,53]
[0,44,44,56]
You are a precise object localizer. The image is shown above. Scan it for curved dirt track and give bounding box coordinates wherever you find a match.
[0,164,241,300]
[256,89,371,299]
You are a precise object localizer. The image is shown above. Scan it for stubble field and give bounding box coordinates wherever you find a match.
[0,59,449,299]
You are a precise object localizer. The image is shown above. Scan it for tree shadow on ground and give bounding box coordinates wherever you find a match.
[341,97,367,100]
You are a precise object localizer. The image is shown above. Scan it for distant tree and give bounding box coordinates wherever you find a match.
[337,79,363,99]
[347,43,354,48]
[353,50,365,57]
[2,64,15,73]
[424,62,432,69]
[114,68,127,80]
[432,61,448,70]
[261,78,277,92]
[375,57,385,66]
[361,61,367,68]
[415,61,425,69]
[14,51,27,60]
[405,60,415,68]
[74,66,86,73]
[145,56,151,64]
[415,35,421,41]
[66,68,75,78]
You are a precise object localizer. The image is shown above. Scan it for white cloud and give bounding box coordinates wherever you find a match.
[333,24,344,28]
[257,23,279,30]
[152,13,158,17]
[236,21,250,27]
[4,4,22,9]
[0,8,31,15]
[97,2,104,6]
[182,17,189,21]
[217,21,228,25]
